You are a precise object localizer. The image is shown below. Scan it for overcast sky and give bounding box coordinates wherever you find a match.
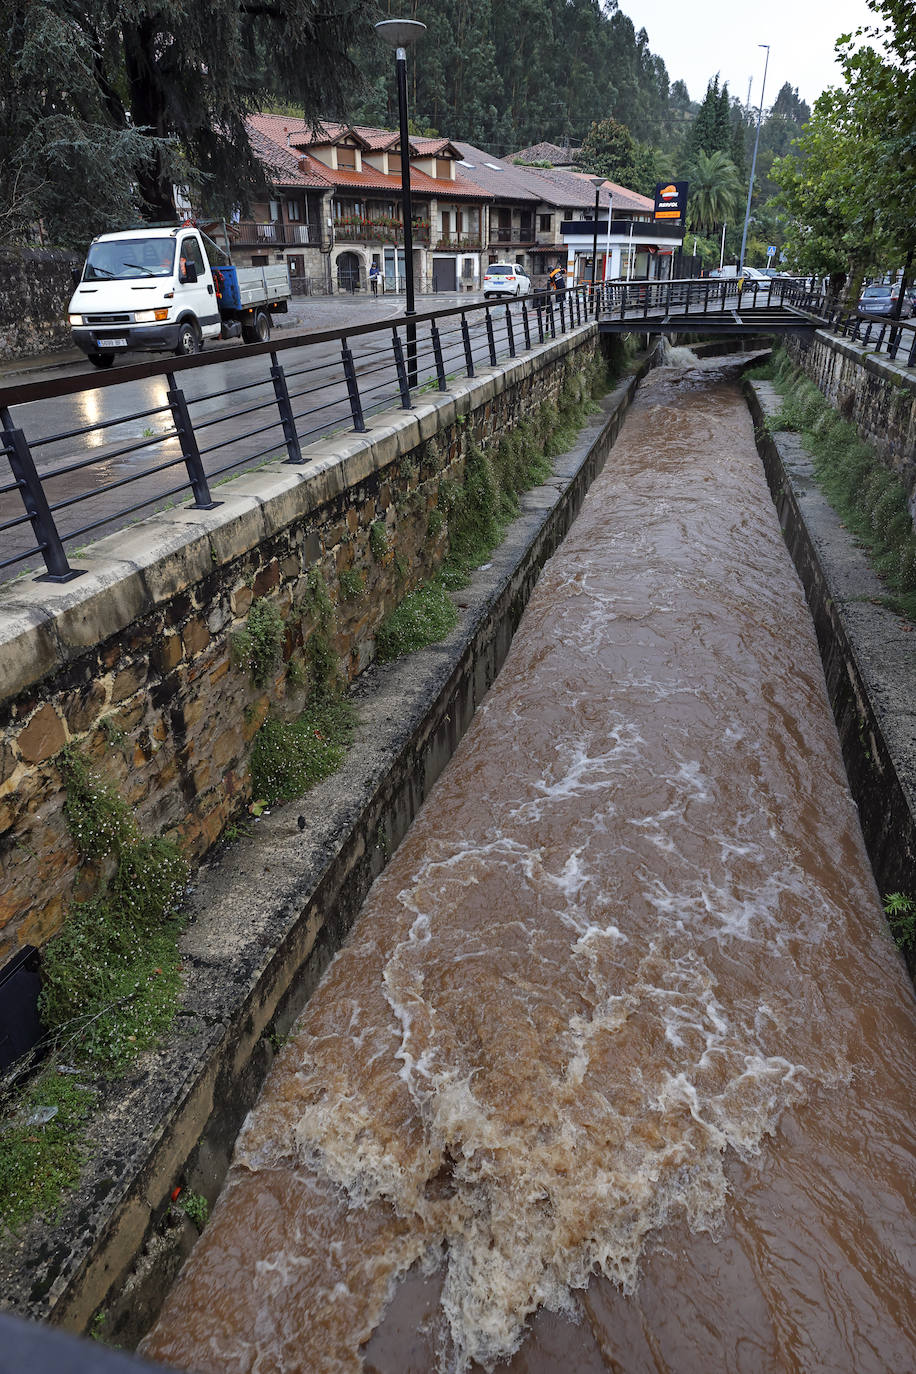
[625,0,876,110]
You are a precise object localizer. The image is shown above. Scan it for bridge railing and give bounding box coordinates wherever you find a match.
[598,275,828,321]
[0,287,594,586]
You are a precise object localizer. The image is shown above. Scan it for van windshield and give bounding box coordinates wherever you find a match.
[84,238,176,281]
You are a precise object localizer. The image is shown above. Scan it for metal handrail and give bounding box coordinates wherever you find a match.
[0,288,591,584]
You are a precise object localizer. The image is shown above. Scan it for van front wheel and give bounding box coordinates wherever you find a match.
[174,321,201,356]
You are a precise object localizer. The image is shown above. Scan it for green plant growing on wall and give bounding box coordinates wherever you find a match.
[369,520,389,561]
[427,508,444,540]
[230,597,285,687]
[762,349,916,621]
[375,579,459,661]
[338,568,364,601]
[306,566,333,628]
[250,700,355,804]
[883,892,916,951]
[181,1190,210,1231]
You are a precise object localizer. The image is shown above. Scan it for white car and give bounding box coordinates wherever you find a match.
[483,263,531,299]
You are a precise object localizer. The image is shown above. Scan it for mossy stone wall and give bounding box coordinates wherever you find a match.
[0,332,601,961]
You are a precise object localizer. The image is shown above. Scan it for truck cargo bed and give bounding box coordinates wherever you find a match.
[214,263,290,311]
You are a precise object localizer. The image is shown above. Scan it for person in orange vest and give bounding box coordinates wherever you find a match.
[548,264,565,294]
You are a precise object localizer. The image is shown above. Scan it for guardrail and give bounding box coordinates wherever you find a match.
[0,286,594,585]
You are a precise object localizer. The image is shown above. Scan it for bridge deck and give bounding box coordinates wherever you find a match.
[598,304,822,336]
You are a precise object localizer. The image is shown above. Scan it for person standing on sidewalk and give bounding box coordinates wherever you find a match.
[369,261,380,296]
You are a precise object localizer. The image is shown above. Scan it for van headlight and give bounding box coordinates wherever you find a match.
[68,313,83,325]
[134,308,170,323]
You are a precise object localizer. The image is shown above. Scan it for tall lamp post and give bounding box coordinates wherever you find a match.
[589,176,604,316]
[739,43,770,272]
[375,18,426,386]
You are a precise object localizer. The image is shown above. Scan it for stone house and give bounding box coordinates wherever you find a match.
[236,116,491,295]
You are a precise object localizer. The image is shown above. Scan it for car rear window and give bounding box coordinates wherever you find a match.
[863,287,890,296]
[486,267,512,276]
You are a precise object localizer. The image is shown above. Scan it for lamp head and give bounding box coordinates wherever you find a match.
[374,19,427,50]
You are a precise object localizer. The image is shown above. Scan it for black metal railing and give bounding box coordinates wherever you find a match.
[0,288,594,585]
[600,275,829,321]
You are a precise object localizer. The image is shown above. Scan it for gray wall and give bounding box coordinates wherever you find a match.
[0,245,81,360]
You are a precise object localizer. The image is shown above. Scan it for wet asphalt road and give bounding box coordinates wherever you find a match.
[0,292,535,581]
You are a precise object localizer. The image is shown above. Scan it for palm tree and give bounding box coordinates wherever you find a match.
[688,150,743,238]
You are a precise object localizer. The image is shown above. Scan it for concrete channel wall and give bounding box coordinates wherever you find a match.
[786,329,916,502]
[0,327,650,1342]
[0,325,602,964]
[745,377,916,980]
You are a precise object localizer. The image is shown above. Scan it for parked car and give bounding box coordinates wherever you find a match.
[483,263,531,299]
[857,284,913,319]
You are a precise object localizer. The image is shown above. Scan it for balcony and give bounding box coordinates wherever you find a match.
[491,227,536,246]
[232,221,320,247]
[333,219,431,245]
[434,234,483,251]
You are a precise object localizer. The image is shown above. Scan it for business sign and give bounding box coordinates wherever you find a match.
[654,181,688,222]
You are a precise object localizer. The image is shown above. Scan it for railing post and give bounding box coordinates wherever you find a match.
[547,295,556,339]
[392,328,413,408]
[505,304,516,357]
[269,351,302,464]
[907,330,916,368]
[621,284,628,319]
[485,307,497,364]
[574,289,582,325]
[522,301,532,350]
[535,300,545,344]
[165,373,218,509]
[340,336,367,432]
[461,312,475,377]
[430,319,447,389]
[3,425,79,581]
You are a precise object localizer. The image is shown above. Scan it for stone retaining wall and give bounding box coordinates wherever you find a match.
[0,326,601,963]
[0,246,81,359]
[786,329,916,502]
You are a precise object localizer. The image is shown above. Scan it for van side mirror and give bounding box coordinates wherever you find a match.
[181,262,198,284]
[71,268,82,287]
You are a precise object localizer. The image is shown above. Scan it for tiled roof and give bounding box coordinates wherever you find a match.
[450,143,541,202]
[523,166,614,209]
[511,141,581,165]
[246,122,332,189]
[566,171,654,214]
[248,115,488,201]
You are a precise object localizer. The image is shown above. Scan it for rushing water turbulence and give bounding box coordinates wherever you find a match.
[144,357,916,1374]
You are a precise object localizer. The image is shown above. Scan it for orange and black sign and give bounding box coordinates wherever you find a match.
[654,181,688,222]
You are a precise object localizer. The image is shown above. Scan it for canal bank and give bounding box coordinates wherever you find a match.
[3,341,914,1362]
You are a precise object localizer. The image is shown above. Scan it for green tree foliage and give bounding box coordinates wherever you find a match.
[1,0,367,245]
[686,76,733,163]
[687,149,742,237]
[350,0,676,152]
[772,1,914,292]
[575,117,638,185]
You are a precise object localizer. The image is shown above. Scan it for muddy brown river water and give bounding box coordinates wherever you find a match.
[143,357,916,1374]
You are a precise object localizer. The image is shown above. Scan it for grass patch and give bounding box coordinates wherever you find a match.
[0,1070,95,1233]
[760,349,916,621]
[338,568,364,601]
[376,579,459,662]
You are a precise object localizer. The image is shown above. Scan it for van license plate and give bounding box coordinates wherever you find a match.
[98,338,126,348]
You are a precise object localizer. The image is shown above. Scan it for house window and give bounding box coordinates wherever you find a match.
[441,210,451,236]
[269,200,281,222]
[435,158,452,179]
[456,210,464,233]
[251,254,269,266]
[286,200,301,221]
[539,215,552,232]
[388,152,402,174]
[337,146,357,170]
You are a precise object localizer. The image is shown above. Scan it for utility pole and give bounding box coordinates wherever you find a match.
[739,44,770,272]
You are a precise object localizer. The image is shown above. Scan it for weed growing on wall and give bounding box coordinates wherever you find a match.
[40,747,188,1074]
[230,597,285,687]
[338,568,364,601]
[761,350,916,620]
[884,892,916,952]
[0,748,188,1232]
[250,702,355,803]
[369,520,389,561]
[376,580,459,662]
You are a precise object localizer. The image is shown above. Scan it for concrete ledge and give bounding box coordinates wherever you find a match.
[0,350,650,1344]
[745,376,916,981]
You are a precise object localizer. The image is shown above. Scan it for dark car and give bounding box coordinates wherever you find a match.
[857,284,913,319]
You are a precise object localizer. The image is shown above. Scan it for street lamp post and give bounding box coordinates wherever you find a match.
[375,19,426,386]
[589,176,603,317]
[739,43,770,273]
